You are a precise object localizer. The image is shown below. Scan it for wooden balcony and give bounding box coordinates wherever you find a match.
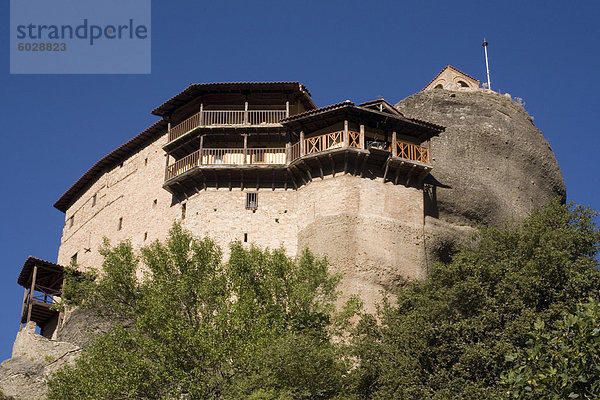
[164,130,432,190]
[168,109,289,143]
[166,148,288,180]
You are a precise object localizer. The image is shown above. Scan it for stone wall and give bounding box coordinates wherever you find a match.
[297,175,426,310]
[58,134,429,313]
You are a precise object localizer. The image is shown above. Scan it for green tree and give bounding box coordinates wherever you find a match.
[502,296,600,399]
[47,224,357,399]
[350,200,600,399]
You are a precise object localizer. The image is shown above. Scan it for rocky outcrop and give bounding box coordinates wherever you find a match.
[396,89,566,263]
[0,323,81,400]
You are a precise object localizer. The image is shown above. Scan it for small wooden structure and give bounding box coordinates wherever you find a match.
[17,256,65,338]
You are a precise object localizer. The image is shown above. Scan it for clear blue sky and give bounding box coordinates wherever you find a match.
[0,0,599,361]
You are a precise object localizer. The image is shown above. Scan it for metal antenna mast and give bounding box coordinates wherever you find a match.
[482,38,491,90]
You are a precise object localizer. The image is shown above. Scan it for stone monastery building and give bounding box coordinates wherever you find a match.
[15,65,565,340]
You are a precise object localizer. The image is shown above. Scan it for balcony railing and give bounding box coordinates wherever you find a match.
[165,131,429,181]
[303,130,361,155]
[165,148,287,180]
[394,141,430,164]
[168,110,288,142]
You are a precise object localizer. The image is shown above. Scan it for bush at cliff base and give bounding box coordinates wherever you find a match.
[349,199,600,399]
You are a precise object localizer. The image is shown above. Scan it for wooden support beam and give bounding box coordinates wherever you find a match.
[26,265,38,325]
[272,171,275,191]
[300,159,313,181]
[290,165,307,186]
[244,101,249,125]
[383,160,390,182]
[285,142,291,164]
[354,152,362,175]
[228,171,232,191]
[285,101,290,118]
[299,131,305,156]
[287,168,299,189]
[315,157,324,180]
[199,103,204,126]
[243,135,248,165]
[19,288,27,331]
[359,154,370,178]
[343,151,348,174]
[394,165,402,185]
[392,131,397,157]
[240,170,244,191]
[329,153,335,177]
[343,120,349,148]
[359,124,365,149]
[406,164,416,186]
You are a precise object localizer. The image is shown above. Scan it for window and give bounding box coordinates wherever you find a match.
[457,80,469,88]
[152,199,157,208]
[144,232,148,241]
[91,194,97,207]
[181,203,186,220]
[71,252,78,265]
[434,84,444,89]
[68,215,74,228]
[246,192,258,210]
[243,232,248,242]
[144,157,148,166]
[118,217,123,231]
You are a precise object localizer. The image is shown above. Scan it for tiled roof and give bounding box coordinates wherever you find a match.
[281,100,354,122]
[17,256,64,289]
[152,81,315,116]
[54,119,168,212]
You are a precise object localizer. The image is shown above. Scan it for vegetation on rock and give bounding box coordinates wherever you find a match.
[349,200,600,399]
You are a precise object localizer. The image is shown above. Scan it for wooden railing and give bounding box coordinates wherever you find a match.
[202,110,245,126]
[288,142,300,162]
[248,110,287,125]
[165,133,429,182]
[166,148,288,180]
[168,110,288,143]
[395,141,430,164]
[165,150,201,180]
[168,112,200,142]
[303,130,361,156]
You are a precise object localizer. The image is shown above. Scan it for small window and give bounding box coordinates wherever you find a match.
[119,162,124,168]
[118,217,123,231]
[144,157,148,166]
[71,253,78,265]
[144,232,148,241]
[68,215,74,228]
[243,232,248,242]
[91,194,97,207]
[153,199,157,208]
[181,203,187,220]
[246,192,258,210]
[457,80,469,88]
[434,84,444,89]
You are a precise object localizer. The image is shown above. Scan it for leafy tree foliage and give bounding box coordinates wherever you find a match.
[502,296,600,399]
[350,200,600,399]
[47,224,356,399]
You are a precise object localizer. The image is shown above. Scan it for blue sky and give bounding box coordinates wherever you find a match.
[0,0,599,361]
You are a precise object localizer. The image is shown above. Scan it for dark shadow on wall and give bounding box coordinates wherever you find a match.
[423,174,452,219]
